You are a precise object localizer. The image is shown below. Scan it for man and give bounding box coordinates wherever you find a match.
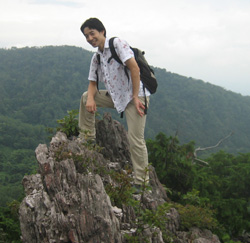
[78,18,150,192]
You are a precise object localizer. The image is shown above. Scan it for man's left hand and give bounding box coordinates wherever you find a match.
[133,97,145,117]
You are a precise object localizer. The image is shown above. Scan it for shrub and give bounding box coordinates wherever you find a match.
[56,110,79,138]
[174,203,218,231]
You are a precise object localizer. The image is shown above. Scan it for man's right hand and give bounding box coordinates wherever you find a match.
[86,81,98,113]
[86,97,97,114]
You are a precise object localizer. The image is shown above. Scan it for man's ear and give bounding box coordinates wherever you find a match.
[100,30,105,36]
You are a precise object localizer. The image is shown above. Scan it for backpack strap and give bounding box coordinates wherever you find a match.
[143,85,148,115]
[95,54,101,92]
[108,37,130,82]
[108,37,123,64]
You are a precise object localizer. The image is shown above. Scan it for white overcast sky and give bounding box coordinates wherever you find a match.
[1,0,250,96]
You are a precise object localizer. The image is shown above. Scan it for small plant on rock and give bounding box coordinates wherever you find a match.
[46,110,80,139]
[56,110,79,138]
[105,168,135,208]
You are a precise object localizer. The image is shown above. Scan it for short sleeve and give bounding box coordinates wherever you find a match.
[113,38,134,65]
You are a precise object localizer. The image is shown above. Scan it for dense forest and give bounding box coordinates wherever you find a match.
[147,133,250,242]
[1,46,250,152]
[0,46,250,242]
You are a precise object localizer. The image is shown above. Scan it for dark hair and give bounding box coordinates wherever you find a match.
[80,18,106,37]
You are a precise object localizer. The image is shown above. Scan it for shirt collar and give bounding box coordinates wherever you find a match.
[97,37,110,54]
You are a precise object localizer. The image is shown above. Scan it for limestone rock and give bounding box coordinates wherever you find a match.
[19,113,220,243]
[20,132,121,243]
[96,112,131,163]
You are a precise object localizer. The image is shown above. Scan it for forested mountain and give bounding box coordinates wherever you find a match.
[151,68,250,154]
[1,45,250,207]
[1,45,250,153]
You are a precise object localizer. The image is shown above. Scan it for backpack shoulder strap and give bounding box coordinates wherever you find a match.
[95,53,101,91]
[108,37,123,64]
[96,53,101,64]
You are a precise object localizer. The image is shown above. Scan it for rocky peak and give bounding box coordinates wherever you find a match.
[19,113,220,243]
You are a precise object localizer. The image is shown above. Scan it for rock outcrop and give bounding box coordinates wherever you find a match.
[19,113,220,243]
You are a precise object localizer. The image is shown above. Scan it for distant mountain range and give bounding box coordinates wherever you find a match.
[1,46,250,155]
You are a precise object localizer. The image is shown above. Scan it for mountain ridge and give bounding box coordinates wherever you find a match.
[1,45,250,154]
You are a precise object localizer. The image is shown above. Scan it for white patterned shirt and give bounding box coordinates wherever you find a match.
[88,37,150,113]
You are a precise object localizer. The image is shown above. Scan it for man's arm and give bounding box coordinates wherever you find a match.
[125,57,145,117]
[86,81,97,113]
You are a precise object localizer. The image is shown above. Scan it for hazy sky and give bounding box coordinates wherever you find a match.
[1,0,250,96]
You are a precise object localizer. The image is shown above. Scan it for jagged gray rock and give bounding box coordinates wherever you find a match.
[96,112,131,163]
[19,113,220,243]
[20,135,121,243]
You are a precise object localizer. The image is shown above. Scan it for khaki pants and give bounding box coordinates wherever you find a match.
[78,90,149,185]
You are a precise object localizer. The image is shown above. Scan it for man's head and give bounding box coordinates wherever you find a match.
[80,18,106,37]
[80,18,106,50]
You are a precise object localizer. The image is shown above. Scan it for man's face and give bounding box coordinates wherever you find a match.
[83,27,105,49]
